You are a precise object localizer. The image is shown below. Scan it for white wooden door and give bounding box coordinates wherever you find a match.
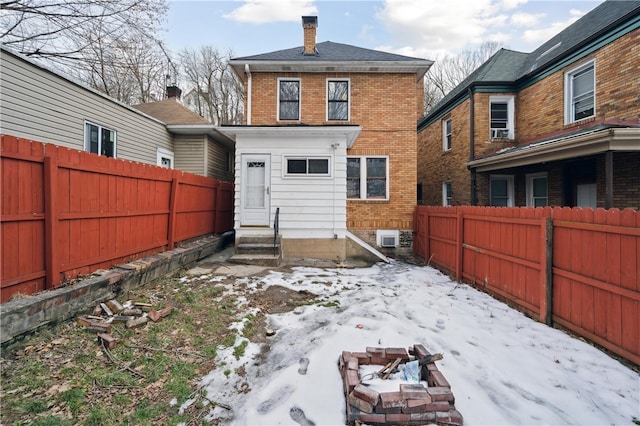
[241,154,270,225]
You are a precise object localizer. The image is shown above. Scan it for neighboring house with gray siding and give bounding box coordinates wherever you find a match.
[0,46,234,181]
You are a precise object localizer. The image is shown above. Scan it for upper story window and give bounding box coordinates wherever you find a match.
[85,121,116,157]
[565,59,595,124]
[347,156,388,200]
[278,78,300,121]
[490,96,515,139]
[285,157,330,176]
[442,181,452,206]
[442,118,452,151]
[490,175,514,207]
[327,79,349,121]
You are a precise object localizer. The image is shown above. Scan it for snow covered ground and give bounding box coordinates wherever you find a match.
[186,260,639,425]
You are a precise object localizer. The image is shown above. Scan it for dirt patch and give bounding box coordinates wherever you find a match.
[0,269,318,426]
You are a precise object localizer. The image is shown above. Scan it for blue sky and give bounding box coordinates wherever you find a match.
[165,0,606,59]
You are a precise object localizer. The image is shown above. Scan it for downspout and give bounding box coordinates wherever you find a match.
[468,86,477,205]
[245,64,252,125]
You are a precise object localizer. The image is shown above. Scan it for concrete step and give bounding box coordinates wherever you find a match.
[236,243,280,255]
[228,253,281,267]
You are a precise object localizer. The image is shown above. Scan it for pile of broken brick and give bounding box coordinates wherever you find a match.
[75,299,173,349]
[339,344,463,426]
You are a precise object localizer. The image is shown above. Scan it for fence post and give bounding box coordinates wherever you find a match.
[44,154,59,288]
[456,210,463,282]
[424,208,430,263]
[167,174,180,250]
[540,217,553,325]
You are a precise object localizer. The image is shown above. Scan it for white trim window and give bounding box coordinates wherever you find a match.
[84,121,116,157]
[490,95,515,139]
[490,175,514,207]
[442,181,452,206]
[347,156,388,200]
[156,147,174,168]
[327,79,350,121]
[565,59,595,124]
[442,118,452,151]
[526,173,548,207]
[278,78,300,121]
[284,156,330,176]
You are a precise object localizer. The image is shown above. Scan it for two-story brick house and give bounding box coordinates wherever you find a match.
[220,16,432,262]
[417,1,640,209]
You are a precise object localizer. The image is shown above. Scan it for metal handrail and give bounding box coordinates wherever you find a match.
[273,207,280,256]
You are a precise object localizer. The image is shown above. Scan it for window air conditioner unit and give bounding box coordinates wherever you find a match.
[376,230,399,248]
[491,129,509,138]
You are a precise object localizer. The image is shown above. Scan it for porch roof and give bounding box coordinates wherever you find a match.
[467,126,640,172]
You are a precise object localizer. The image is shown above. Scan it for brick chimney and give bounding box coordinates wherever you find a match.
[302,16,318,55]
[166,85,182,100]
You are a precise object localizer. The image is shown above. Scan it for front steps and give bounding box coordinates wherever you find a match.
[228,235,282,267]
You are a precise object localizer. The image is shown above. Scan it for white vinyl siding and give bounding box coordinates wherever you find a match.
[0,48,173,165]
[233,134,348,239]
[173,135,206,176]
[206,136,234,181]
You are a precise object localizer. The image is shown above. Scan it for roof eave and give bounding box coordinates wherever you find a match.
[467,128,640,172]
[218,125,363,148]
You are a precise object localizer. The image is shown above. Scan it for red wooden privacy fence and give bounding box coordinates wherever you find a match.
[414,205,639,366]
[1,135,233,303]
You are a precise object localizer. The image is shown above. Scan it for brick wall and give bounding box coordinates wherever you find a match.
[417,99,472,206]
[517,29,640,143]
[249,72,421,234]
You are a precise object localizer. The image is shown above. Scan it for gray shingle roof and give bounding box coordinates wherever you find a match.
[232,41,427,63]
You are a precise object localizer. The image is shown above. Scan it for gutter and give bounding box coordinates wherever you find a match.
[245,64,252,125]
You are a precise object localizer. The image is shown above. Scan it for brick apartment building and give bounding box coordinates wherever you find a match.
[417,1,640,209]
[220,17,432,262]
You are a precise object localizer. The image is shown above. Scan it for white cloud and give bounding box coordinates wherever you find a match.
[224,0,317,24]
[510,12,545,27]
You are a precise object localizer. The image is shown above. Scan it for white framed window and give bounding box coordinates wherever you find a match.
[327,79,350,121]
[84,121,116,157]
[490,175,514,207]
[564,59,595,124]
[442,118,452,151]
[442,181,452,206]
[526,173,548,207]
[284,156,330,176]
[347,156,388,200]
[490,95,515,139]
[156,147,174,168]
[278,78,300,121]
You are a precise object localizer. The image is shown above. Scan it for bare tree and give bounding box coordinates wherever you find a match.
[424,41,502,113]
[179,46,244,125]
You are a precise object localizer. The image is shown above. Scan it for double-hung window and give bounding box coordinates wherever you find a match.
[347,156,388,200]
[285,157,330,176]
[85,121,116,157]
[442,182,452,206]
[565,60,595,124]
[490,96,515,139]
[526,173,548,207]
[327,79,349,121]
[442,118,452,151]
[490,175,514,207]
[278,78,300,121]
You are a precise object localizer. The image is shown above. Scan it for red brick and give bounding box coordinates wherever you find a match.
[358,413,386,424]
[158,306,173,318]
[75,316,91,327]
[425,401,450,412]
[112,315,133,323]
[351,352,370,364]
[429,370,451,388]
[347,357,359,370]
[370,357,388,365]
[403,398,432,413]
[346,369,359,392]
[426,362,439,372]
[88,321,111,334]
[413,344,431,359]
[410,412,437,423]
[97,333,117,349]
[386,413,411,423]
[385,347,410,360]
[105,299,124,314]
[380,391,406,409]
[428,386,455,402]
[437,409,464,425]
[352,384,380,406]
[366,347,386,358]
[400,384,429,400]
[147,310,161,322]
[122,308,143,317]
[348,394,374,414]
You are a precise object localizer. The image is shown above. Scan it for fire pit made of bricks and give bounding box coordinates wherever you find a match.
[339,344,463,426]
